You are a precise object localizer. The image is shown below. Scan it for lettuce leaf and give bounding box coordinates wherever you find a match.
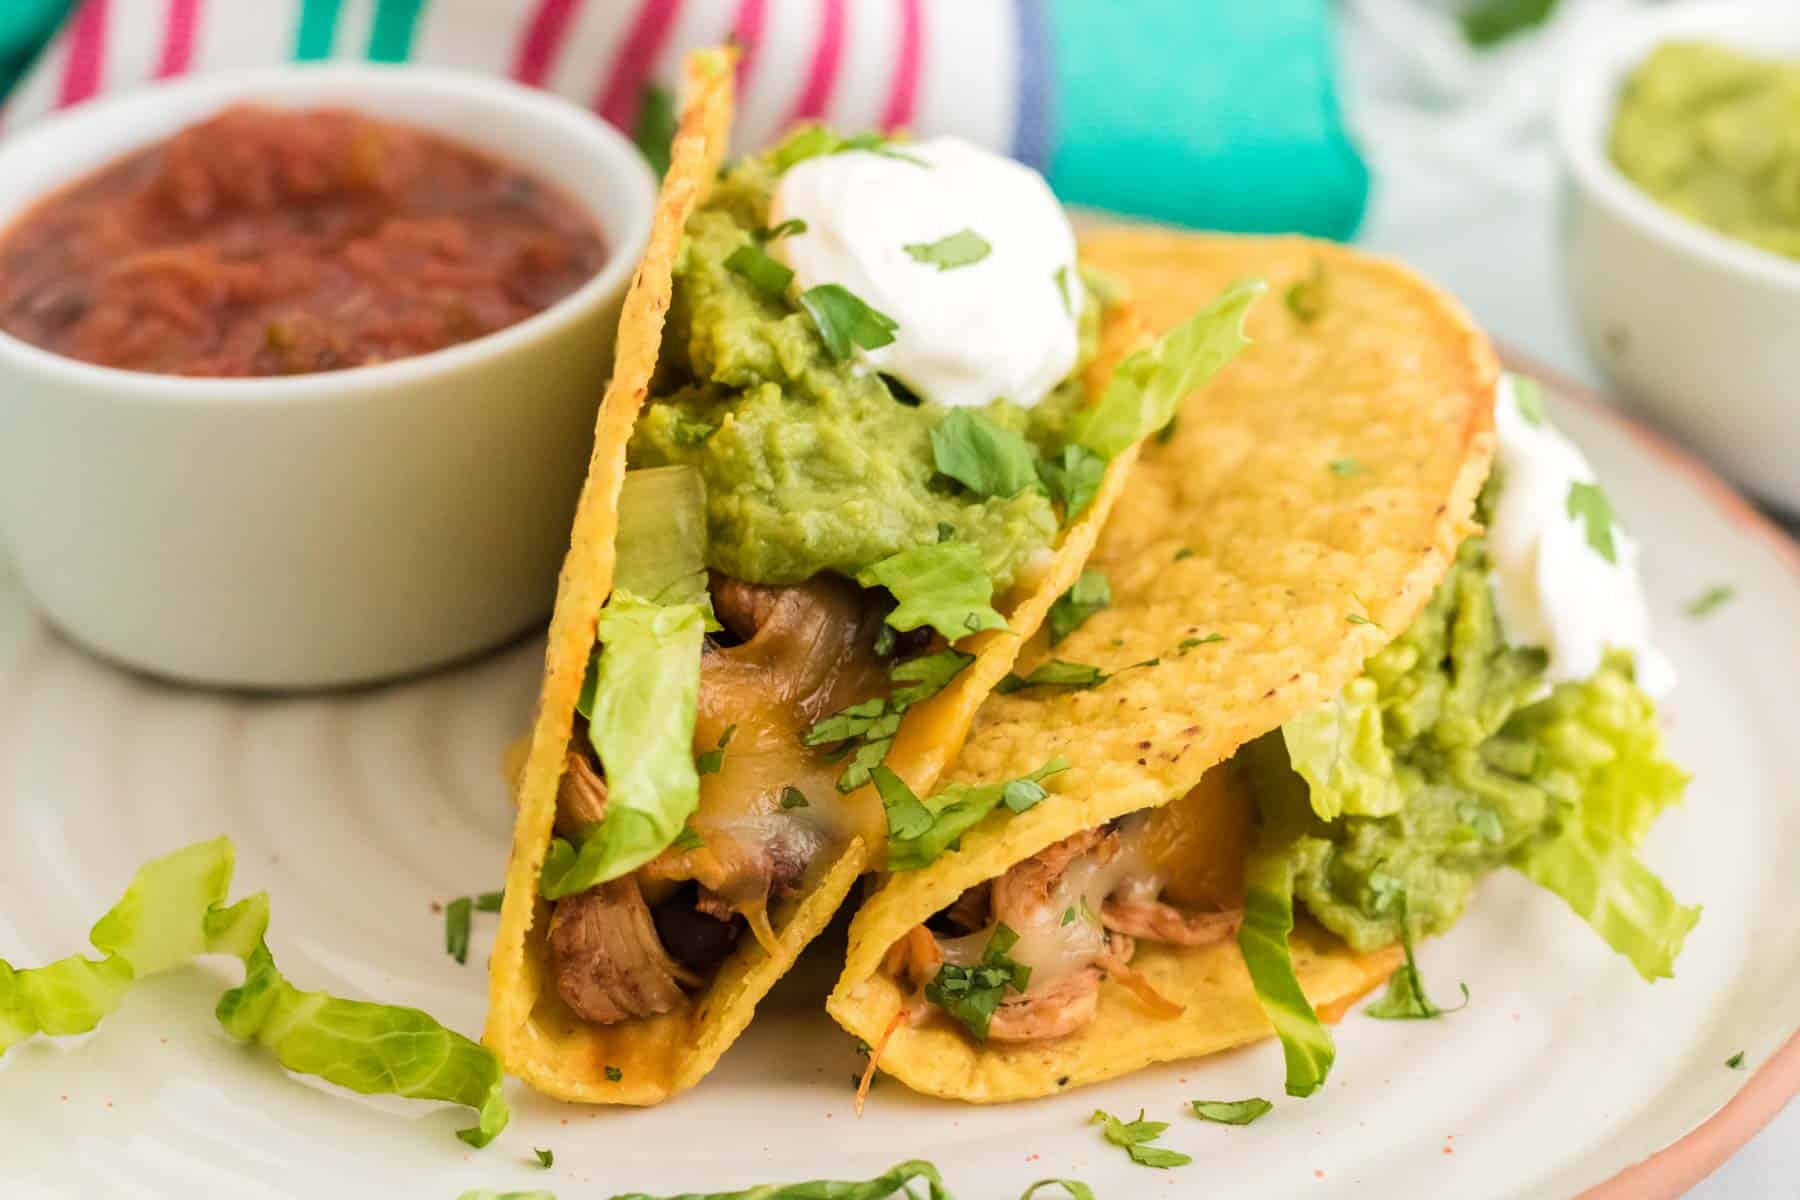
[857,542,1007,642]
[1238,842,1335,1098]
[218,943,509,1147]
[1280,677,1403,821]
[1511,823,1699,981]
[542,591,707,899]
[1067,279,1263,459]
[0,838,509,1147]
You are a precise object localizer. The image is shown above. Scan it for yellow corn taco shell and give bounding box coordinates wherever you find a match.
[828,230,1498,1102]
[485,48,1169,1105]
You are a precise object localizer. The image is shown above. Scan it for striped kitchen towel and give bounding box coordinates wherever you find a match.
[1,0,1368,238]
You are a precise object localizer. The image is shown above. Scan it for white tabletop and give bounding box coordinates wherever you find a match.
[1340,3,1798,1193]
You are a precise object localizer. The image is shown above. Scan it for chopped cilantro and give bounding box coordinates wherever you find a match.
[1284,260,1327,324]
[1347,613,1375,626]
[924,924,1032,1040]
[444,896,472,965]
[604,1064,623,1082]
[1365,909,1469,1020]
[799,283,899,361]
[631,82,676,177]
[724,243,794,296]
[884,760,1069,870]
[1092,1108,1192,1169]
[808,650,973,791]
[1727,1051,1746,1069]
[779,786,810,810]
[1061,906,1077,927]
[753,217,807,243]
[904,229,991,271]
[1190,1098,1273,1125]
[532,1147,554,1168]
[998,660,1109,693]
[473,890,503,913]
[1514,375,1548,426]
[1179,634,1225,651]
[1048,570,1110,645]
[1686,585,1734,618]
[1174,547,1194,561]
[890,649,976,706]
[1461,0,1559,48]
[932,409,1039,499]
[1038,443,1108,520]
[695,724,736,776]
[1566,481,1619,563]
[1330,457,1364,477]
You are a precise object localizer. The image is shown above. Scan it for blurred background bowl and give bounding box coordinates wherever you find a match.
[1557,0,1800,516]
[0,64,655,689]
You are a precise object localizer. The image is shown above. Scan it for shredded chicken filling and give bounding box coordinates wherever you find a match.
[901,815,1244,1043]
[548,572,895,1025]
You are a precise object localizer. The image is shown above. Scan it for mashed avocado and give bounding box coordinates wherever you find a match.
[1251,484,1688,953]
[1611,41,1800,261]
[630,150,1101,591]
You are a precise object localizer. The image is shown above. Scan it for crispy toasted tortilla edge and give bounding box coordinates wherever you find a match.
[484,46,1160,1104]
[827,231,1499,1101]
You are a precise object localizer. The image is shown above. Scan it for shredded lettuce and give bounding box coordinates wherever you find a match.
[542,591,707,899]
[1280,677,1403,820]
[1067,279,1263,459]
[615,466,715,613]
[857,542,1007,642]
[609,1159,951,1200]
[0,838,508,1147]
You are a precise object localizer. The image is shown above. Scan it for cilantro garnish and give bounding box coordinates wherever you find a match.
[1461,0,1559,48]
[1190,1097,1273,1125]
[1179,634,1225,651]
[905,229,991,271]
[1365,909,1469,1020]
[1284,260,1327,325]
[1686,584,1734,618]
[604,1064,623,1082]
[1727,1051,1746,1069]
[799,284,899,361]
[1330,457,1364,477]
[1565,481,1619,563]
[1091,1108,1192,1169]
[1347,613,1376,627]
[924,923,1032,1041]
[753,217,807,243]
[533,1146,554,1168]
[1048,570,1110,645]
[444,896,472,965]
[779,786,810,810]
[1513,375,1548,426]
[724,243,794,297]
[632,82,676,177]
[882,760,1069,870]
[695,724,735,776]
[806,650,974,791]
[1020,1181,1095,1200]
[997,660,1109,693]
[932,409,1038,499]
[1038,443,1107,520]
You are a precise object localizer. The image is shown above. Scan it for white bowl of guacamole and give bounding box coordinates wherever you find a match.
[1556,1,1800,515]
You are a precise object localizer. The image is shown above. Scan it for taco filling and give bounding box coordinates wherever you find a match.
[535,127,1253,1028]
[889,376,1692,1067]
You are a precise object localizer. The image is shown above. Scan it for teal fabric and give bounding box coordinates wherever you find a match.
[1047,0,1368,239]
[0,0,71,99]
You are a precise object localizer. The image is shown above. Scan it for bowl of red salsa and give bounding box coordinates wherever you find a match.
[0,65,656,688]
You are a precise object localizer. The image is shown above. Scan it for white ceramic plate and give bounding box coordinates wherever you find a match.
[1,382,1796,1200]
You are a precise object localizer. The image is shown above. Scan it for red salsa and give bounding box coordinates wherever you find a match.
[0,105,607,376]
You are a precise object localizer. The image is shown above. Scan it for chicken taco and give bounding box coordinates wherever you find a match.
[484,51,1261,1104]
[828,231,1696,1103]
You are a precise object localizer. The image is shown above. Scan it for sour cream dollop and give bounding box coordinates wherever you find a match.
[769,136,1081,411]
[1488,376,1675,699]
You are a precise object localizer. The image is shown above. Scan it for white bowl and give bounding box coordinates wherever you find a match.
[1557,1,1800,514]
[0,65,656,689]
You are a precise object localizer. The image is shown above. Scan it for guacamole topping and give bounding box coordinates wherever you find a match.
[1611,41,1800,261]
[1240,454,1696,1096]
[629,138,1101,592]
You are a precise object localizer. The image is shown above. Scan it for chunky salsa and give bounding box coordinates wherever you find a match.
[0,105,606,376]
